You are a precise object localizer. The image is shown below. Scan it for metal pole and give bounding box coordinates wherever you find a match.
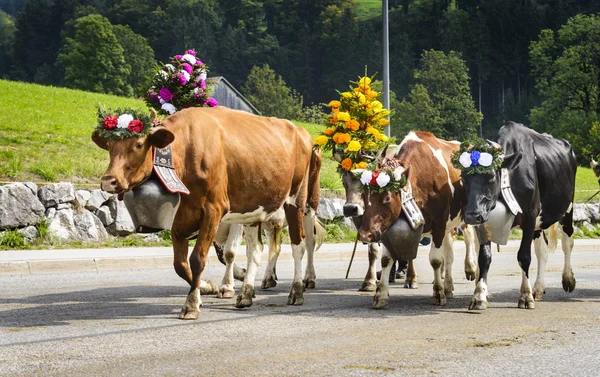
[383,0,390,137]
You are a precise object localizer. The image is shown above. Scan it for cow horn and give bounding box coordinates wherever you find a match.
[485,139,501,149]
[150,108,157,121]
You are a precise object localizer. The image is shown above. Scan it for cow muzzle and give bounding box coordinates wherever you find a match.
[464,211,487,225]
[100,175,124,193]
[358,229,381,243]
[343,204,364,218]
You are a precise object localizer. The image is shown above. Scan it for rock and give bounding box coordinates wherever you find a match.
[573,203,589,223]
[45,207,56,221]
[56,203,71,210]
[86,189,111,211]
[18,226,39,243]
[38,182,75,208]
[0,183,46,230]
[96,205,114,226]
[73,209,109,242]
[75,190,91,208]
[23,182,38,195]
[107,198,135,236]
[317,197,345,220]
[48,208,76,240]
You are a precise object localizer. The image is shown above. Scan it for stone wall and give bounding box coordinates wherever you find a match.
[0,182,353,244]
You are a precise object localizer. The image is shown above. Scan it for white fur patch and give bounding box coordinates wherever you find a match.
[567,202,573,213]
[397,131,423,154]
[428,145,454,195]
[222,206,273,224]
[286,194,297,206]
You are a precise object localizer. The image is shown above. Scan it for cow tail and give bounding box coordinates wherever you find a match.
[547,222,559,253]
[307,146,322,211]
[314,218,326,252]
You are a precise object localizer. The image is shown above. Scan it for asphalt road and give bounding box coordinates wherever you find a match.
[1,245,600,376]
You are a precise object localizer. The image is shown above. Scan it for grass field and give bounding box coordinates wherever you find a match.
[356,0,382,20]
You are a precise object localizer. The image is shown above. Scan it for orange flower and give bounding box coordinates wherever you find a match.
[367,90,378,99]
[346,119,360,131]
[333,132,351,144]
[341,158,353,171]
[331,108,339,114]
[356,161,367,169]
[324,127,335,135]
[328,116,337,124]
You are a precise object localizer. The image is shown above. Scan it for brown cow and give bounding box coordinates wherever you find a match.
[92,106,321,320]
[357,131,473,308]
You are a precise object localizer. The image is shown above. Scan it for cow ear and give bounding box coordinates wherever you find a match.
[501,152,522,171]
[148,128,175,149]
[92,132,108,150]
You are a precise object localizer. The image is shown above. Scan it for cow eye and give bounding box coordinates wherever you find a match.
[135,142,143,149]
[383,194,392,204]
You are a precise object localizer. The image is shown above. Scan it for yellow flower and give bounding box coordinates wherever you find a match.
[359,77,372,86]
[337,112,351,122]
[346,119,360,131]
[356,161,367,169]
[377,133,389,142]
[367,90,378,99]
[358,93,366,104]
[347,140,361,152]
[366,126,380,137]
[314,135,328,146]
[328,100,341,108]
[378,118,390,126]
[363,141,377,149]
[341,158,353,171]
[341,92,353,99]
[371,100,383,111]
[324,127,335,136]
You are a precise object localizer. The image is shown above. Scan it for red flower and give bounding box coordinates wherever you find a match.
[103,115,118,130]
[128,119,144,133]
[369,172,380,186]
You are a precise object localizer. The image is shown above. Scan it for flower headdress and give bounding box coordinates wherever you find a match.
[314,73,393,173]
[94,106,155,140]
[141,49,218,116]
[451,139,504,175]
[352,158,407,193]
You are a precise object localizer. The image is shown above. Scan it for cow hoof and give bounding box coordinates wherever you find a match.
[562,275,576,293]
[303,278,316,289]
[518,298,535,309]
[178,307,200,320]
[465,271,476,281]
[261,276,277,289]
[532,289,545,301]
[359,281,377,292]
[372,295,389,310]
[445,290,454,299]
[220,286,235,299]
[468,299,488,310]
[404,280,418,289]
[235,285,255,308]
[287,280,305,305]
[233,268,247,282]
[432,293,447,306]
[200,280,219,295]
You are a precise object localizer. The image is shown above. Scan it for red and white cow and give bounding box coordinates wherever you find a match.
[93,106,321,319]
[357,131,476,308]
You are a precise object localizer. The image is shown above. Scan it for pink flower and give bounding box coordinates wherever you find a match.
[159,88,174,102]
[195,60,204,66]
[182,63,193,74]
[148,93,159,103]
[186,49,196,56]
[177,73,188,86]
[174,55,183,60]
[204,98,218,107]
[199,80,206,89]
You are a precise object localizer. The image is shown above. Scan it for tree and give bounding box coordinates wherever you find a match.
[58,14,132,96]
[241,64,303,120]
[0,10,15,78]
[113,24,155,96]
[529,14,600,159]
[394,49,481,140]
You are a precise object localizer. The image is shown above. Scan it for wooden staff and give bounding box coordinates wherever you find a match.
[345,236,359,279]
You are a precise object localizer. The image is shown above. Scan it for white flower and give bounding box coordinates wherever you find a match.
[161,103,177,115]
[180,70,190,82]
[479,152,493,167]
[117,114,134,128]
[459,152,472,168]
[196,72,207,82]
[159,71,168,79]
[360,170,373,185]
[165,64,175,72]
[182,54,197,65]
[159,98,165,105]
[375,172,391,187]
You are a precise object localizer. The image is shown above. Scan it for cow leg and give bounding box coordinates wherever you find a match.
[463,225,478,281]
[219,224,243,299]
[443,233,455,299]
[430,235,452,305]
[284,203,307,306]
[469,241,491,310]
[404,259,418,289]
[178,206,222,320]
[373,248,394,309]
[360,243,380,292]
[532,231,548,301]
[214,223,246,282]
[517,225,536,309]
[261,223,283,289]
[236,225,263,308]
[561,230,576,293]
[302,208,317,289]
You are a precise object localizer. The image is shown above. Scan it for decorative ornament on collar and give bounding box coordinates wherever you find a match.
[94,106,154,140]
[451,139,504,175]
[352,159,407,193]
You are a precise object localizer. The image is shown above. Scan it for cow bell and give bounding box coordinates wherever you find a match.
[474,199,515,245]
[380,215,424,261]
[122,177,181,233]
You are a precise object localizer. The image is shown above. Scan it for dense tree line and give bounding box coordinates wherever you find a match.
[1,0,600,158]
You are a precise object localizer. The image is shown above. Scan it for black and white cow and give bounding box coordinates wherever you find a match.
[463,121,577,310]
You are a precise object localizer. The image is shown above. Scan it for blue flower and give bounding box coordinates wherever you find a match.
[470,150,481,166]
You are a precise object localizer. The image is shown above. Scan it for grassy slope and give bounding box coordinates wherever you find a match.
[0,80,343,193]
[356,0,382,21]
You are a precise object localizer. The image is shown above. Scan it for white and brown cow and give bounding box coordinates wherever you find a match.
[357,131,476,308]
[93,106,321,319]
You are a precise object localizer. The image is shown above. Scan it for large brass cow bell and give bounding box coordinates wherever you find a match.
[380,215,424,261]
[123,177,181,233]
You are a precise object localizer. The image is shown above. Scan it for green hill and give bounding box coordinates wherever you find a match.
[0,79,343,194]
